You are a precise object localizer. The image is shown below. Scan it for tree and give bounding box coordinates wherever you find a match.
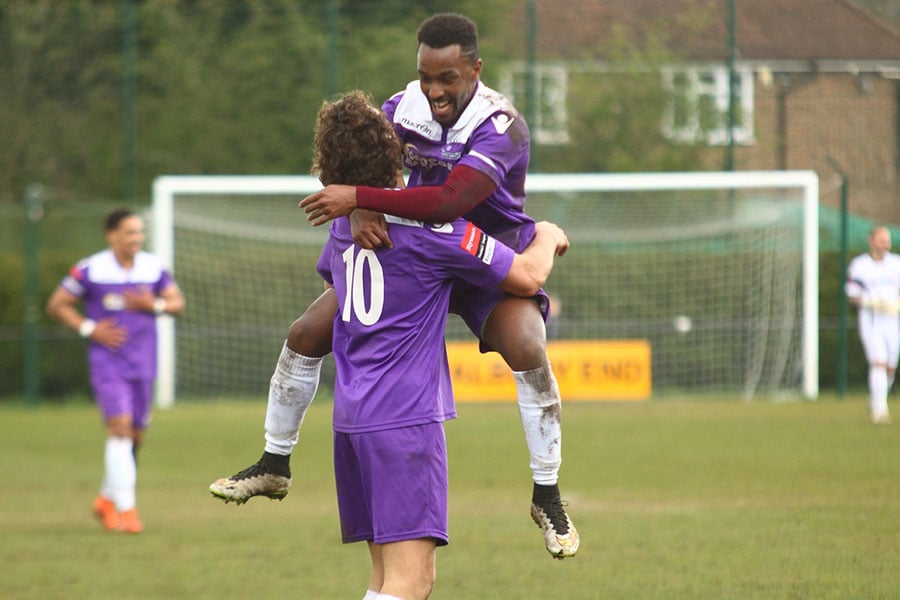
[0,1,123,203]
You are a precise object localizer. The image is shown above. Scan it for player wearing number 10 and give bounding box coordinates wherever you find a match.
[323,209,568,600]
[317,92,569,600]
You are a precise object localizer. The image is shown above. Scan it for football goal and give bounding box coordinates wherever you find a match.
[151,171,818,407]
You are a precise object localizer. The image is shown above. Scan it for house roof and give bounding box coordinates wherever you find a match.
[511,0,900,62]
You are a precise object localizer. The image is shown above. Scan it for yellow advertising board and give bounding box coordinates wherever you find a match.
[446,339,652,402]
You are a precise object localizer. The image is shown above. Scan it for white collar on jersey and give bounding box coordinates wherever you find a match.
[394,80,518,144]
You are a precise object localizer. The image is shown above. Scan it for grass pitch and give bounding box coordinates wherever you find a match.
[2,394,899,599]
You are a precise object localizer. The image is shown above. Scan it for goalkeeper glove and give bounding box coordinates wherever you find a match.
[870,298,900,315]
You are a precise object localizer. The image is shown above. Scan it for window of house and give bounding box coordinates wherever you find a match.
[662,66,754,145]
[501,64,569,145]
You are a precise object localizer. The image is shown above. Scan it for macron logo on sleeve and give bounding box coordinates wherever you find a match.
[460,222,496,265]
[491,113,514,135]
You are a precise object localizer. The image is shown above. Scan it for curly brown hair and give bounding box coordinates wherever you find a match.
[311,90,403,188]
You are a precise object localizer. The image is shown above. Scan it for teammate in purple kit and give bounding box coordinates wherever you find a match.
[47,208,185,533]
[316,91,569,600]
[210,13,579,559]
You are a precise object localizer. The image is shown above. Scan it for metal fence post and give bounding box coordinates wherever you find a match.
[24,184,44,407]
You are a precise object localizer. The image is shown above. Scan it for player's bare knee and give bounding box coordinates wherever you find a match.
[484,316,547,370]
[383,572,434,600]
[483,298,548,370]
[413,568,436,600]
[498,333,547,371]
[106,416,133,438]
[286,313,332,356]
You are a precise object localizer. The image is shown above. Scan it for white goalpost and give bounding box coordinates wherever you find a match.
[151,175,325,409]
[151,170,818,408]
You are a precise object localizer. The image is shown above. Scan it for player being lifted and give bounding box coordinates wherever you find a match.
[210,12,579,559]
[846,225,900,425]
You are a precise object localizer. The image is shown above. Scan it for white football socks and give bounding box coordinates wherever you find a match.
[869,366,890,419]
[263,342,323,456]
[513,363,563,486]
[103,436,136,512]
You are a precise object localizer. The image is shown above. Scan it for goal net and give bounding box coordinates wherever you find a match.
[151,171,818,407]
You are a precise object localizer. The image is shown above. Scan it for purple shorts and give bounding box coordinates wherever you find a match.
[333,423,449,546]
[90,375,154,429]
[449,281,550,352]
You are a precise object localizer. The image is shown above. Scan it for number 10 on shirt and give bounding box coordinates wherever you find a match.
[341,245,384,326]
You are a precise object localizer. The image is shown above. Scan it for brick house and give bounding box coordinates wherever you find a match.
[501,0,900,224]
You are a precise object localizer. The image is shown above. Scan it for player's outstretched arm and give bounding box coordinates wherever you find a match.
[355,165,494,223]
[301,165,494,226]
[501,221,569,298]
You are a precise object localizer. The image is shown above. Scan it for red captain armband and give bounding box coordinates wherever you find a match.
[356,165,495,222]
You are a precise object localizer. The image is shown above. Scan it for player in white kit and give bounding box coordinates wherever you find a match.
[845,226,900,424]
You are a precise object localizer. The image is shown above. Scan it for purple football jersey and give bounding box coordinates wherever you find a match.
[61,249,173,381]
[317,216,515,433]
[383,80,535,252]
